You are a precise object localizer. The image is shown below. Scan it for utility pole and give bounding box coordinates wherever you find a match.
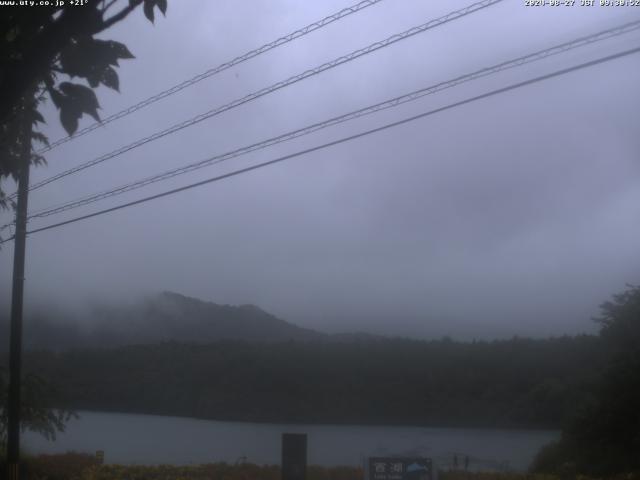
[6,103,32,480]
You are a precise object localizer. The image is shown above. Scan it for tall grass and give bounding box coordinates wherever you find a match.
[7,454,640,480]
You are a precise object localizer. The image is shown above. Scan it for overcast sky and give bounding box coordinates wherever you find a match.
[1,0,639,339]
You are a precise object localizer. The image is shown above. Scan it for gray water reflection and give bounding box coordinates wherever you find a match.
[23,411,558,471]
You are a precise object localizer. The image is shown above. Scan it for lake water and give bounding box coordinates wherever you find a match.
[23,411,559,472]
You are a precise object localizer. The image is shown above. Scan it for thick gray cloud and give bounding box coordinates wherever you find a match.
[1,0,639,339]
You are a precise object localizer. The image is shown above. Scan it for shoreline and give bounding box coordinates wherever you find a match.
[65,409,563,433]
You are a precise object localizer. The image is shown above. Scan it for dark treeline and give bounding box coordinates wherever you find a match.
[531,284,640,475]
[18,335,604,429]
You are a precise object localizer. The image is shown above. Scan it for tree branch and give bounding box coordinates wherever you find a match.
[0,2,143,125]
[101,0,143,31]
[101,0,121,16]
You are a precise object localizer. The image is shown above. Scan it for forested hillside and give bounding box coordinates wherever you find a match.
[20,335,604,429]
[0,292,324,350]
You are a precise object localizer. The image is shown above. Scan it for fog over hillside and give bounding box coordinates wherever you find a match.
[1,291,331,351]
[1,1,639,340]
[1,285,620,351]
[4,288,613,352]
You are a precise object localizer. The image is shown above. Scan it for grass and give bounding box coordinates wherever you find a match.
[5,453,640,480]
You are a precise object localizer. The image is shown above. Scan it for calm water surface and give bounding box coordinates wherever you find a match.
[23,411,558,471]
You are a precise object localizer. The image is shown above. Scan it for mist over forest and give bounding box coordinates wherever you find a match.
[1,0,639,477]
[0,290,610,430]
[0,289,607,350]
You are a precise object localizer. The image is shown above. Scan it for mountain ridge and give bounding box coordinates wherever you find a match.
[0,291,343,350]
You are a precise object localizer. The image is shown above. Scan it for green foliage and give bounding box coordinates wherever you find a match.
[17,335,603,429]
[0,0,167,207]
[441,473,559,480]
[53,82,102,135]
[79,463,360,480]
[0,366,76,448]
[441,473,640,480]
[13,455,640,480]
[5,458,362,480]
[143,0,168,23]
[594,284,640,354]
[530,440,578,476]
[23,452,100,480]
[532,285,640,476]
[59,37,134,81]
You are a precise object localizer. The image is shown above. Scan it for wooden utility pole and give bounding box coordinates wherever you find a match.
[6,104,32,480]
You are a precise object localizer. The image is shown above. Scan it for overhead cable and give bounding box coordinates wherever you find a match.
[23,0,504,194]
[0,44,634,243]
[37,0,387,154]
[25,19,640,220]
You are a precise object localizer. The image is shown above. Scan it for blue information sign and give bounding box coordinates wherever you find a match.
[368,457,432,480]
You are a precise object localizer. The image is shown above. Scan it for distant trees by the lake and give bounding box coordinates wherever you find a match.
[18,334,604,429]
[2,285,638,476]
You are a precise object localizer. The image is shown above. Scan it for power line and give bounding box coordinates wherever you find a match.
[23,0,504,195]
[23,19,640,220]
[2,45,635,244]
[37,0,387,154]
